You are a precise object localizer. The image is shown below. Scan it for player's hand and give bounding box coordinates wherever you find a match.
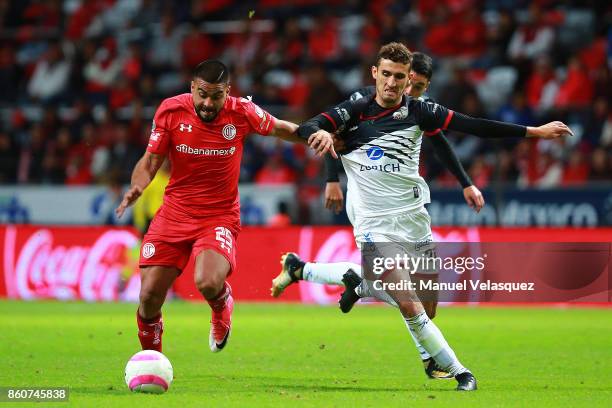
[526,121,574,139]
[463,185,484,213]
[115,185,143,218]
[308,130,338,158]
[325,182,344,214]
[332,136,347,152]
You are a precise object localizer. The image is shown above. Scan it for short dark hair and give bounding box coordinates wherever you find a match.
[193,60,230,84]
[411,52,433,80]
[376,42,412,67]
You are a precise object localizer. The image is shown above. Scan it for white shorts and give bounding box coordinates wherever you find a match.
[353,206,437,275]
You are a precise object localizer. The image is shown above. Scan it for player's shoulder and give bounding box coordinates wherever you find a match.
[349,86,375,101]
[228,95,270,121]
[227,95,251,111]
[407,95,431,110]
[157,93,192,114]
[418,94,436,104]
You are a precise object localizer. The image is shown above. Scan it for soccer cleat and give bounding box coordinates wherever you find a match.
[339,269,362,313]
[423,358,453,379]
[271,252,305,297]
[209,289,234,353]
[455,372,477,391]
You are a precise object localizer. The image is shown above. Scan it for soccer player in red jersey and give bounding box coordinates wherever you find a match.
[115,60,335,353]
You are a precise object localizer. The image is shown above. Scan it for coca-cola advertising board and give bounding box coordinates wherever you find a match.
[1,225,610,303]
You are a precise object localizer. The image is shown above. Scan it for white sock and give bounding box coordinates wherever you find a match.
[302,262,361,285]
[404,312,468,376]
[407,323,431,360]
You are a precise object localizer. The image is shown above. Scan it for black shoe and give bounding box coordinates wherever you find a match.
[455,372,477,391]
[339,270,362,313]
[423,358,453,379]
[271,253,305,297]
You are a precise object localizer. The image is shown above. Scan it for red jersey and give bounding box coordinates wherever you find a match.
[147,93,276,224]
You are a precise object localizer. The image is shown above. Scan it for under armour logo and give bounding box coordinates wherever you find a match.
[180,123,192,132]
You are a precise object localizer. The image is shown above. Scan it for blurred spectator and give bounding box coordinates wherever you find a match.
[507,4,555,62]
[589,148,610,181]
[468,156,492,188]
[18,123,47,183]
[268,201,292,227]
[0,44,21,105]
[525,56,557,111]
[307,14,340,63]
[562,150,589,186]
[83,38,123,105]
[496,90,535,126]
[304,64,343,118]
[149,12,185,72]
[0,132,18,183]
[255,153,296,184]
[27,41,71,104]
[554,57,594,109]
[182,23,215,70]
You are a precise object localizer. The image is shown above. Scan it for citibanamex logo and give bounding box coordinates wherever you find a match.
[4,228,139,301]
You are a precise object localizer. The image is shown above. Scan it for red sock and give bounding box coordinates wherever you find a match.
[207,282,231,312]
[136,310,163,352]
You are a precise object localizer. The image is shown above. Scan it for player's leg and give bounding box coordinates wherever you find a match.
[193,244,234,353]
[137,265,180,352]
[397,299,475,390]
[271,252,362,297]
[388,209,475,390]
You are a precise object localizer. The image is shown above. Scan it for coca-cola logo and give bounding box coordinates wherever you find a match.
[4,228,140,301]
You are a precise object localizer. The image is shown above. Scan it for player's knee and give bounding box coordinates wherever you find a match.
[139,287,164,307]
[398,301,423,318]
[194,275,224,298]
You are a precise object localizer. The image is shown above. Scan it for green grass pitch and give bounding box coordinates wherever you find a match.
[1,301,610,407]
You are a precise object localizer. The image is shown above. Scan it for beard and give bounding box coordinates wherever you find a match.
[197,107,218,122]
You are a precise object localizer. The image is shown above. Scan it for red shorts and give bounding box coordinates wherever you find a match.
[139,208,239,273]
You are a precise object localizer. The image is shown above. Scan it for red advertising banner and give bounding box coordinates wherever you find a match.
[1,225,611,303]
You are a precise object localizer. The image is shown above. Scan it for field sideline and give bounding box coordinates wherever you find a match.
[1,301,610,407]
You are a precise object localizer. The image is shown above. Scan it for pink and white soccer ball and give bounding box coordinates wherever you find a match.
[125,350,173,393]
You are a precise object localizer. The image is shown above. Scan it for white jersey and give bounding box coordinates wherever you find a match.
[324,91,453,221]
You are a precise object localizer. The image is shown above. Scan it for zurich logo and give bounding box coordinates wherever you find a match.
[366,146,384,160]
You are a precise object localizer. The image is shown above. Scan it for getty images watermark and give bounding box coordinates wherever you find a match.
[361,242,611,303]
[371,253,534,293]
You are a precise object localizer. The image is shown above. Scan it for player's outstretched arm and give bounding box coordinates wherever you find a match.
[446,112,573,140]
[415,99,573,140]
[427,132,484,212]
[270,119,304,144]
[115,151,165,218]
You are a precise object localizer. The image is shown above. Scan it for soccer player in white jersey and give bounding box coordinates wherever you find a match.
[273,51,483,380]
[275,43,573,391]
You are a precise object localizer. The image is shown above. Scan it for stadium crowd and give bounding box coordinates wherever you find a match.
[0,0,610,193]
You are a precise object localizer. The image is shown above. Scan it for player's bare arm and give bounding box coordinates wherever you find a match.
[323,151,344,214]
[463,186,484,213]
[526,121,574,138]
[325,182,344,214]
[115,151,166,218]
[269,119,304,144]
